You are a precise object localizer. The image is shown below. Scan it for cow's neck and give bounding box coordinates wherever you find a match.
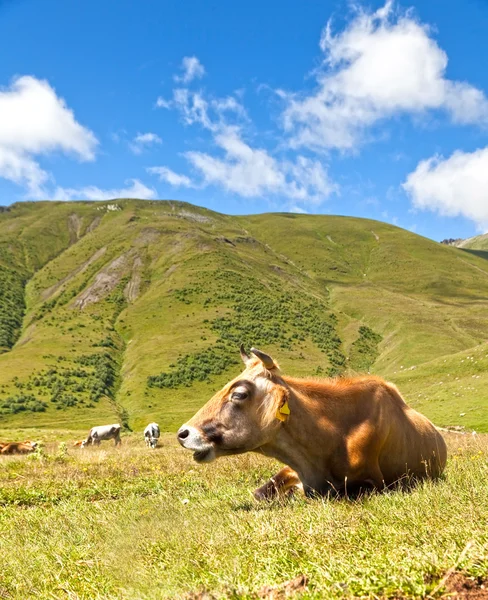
[259,379,332,490]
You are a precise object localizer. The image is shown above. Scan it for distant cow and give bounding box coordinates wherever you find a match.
[1,441,38,455]
[178,345,447,499]
[144,422,160,448]
[82,424,121,447]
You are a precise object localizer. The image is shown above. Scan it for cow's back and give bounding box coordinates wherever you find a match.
[287,375,447,487]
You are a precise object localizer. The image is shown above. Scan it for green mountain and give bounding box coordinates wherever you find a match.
[1,199,488,433]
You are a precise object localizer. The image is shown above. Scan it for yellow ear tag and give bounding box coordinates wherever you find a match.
[276,399,290,422]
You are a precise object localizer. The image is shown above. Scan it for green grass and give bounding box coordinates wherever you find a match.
[0,433,487,599]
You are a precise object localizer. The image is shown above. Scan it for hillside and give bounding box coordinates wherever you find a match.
[454,233,488,250]
[1,199,488,433]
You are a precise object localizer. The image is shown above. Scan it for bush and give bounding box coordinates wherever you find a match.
[148,272,347,389]
[349,326,383,372]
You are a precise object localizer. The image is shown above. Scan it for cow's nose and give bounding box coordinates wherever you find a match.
[177,427,190,441]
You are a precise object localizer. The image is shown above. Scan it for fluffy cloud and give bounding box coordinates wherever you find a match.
[0,76,97,195]
[151,125,336,205]
[53,178,156,201]
[147,166,195,188]
[129,132,162,154]
[282,1,488,150]
[403,148,488,232]
[174,56,205,84]
[186,127,336,201]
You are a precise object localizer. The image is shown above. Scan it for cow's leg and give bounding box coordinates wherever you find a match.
[343,424,386,494]
[114,434,121,446]
[254,467,302,501]
[343,456,385,495]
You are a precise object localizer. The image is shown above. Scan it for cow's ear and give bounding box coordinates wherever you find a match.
[270,385,290,423]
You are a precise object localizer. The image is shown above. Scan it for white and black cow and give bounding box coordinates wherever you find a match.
[82,424,121,447]
[144,422,160,449]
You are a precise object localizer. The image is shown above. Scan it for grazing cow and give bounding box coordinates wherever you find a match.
[144,422,160,448]
[73,440,84,447]
[82,424,121,447]
[178,346,447,499]
[1,441,38,455]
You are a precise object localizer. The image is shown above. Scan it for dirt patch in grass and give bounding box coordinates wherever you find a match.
[124,256,143,302]
[73,252,130,308]
[444,572,488,598]
[257,575,308,599]
[68,213,83,244]
[183,576,309,600]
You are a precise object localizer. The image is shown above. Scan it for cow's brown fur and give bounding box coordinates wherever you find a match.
[1,441,37,455]
[178,349,447,499]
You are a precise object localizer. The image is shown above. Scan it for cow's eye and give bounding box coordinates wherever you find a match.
[231,390,249,401]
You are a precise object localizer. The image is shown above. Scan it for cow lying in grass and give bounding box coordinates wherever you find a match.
[0,441,38,455]
[82,424,121,447]
[178,346,447,499]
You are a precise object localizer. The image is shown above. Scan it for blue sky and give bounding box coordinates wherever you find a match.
[1,0,488,241]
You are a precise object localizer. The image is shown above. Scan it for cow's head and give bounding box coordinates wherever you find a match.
[177,346,289,463]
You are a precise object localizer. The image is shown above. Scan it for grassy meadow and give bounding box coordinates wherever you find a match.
[0,432,487,599]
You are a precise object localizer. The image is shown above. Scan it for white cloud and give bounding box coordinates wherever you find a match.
[0,75,97,195]
[155,97,172,109]
[0,147,50,195]
[403,147,488,232]
[173,88,215,130]
[169,88,248,131]
[147,166,195,188]
[129,132,162,154]
[174,56,205,84]
[53,178,156,201]
[289,205,309,214]
[281,2,488,151]
[153,125,337,205]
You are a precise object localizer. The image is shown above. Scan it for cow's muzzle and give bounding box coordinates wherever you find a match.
[177,425,216,463]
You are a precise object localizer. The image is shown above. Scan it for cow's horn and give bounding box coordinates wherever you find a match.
[240,343,251,365]
[250,347,275,369]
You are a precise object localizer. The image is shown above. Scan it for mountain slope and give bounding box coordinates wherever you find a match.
[1,199,488,433]
[455,233,488,250]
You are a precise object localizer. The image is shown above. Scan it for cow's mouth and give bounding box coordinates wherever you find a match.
[193,448,215,463]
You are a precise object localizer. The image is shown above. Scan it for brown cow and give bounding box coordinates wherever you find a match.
[1,441,38,455]
[177,346,447,499]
